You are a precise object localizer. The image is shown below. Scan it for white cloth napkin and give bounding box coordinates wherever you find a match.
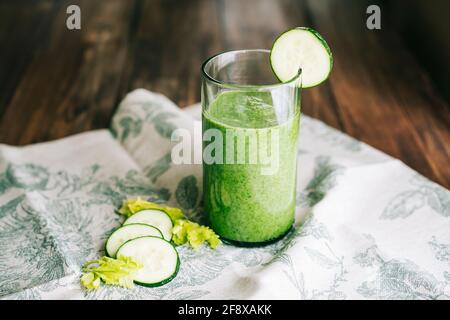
[0,89,448,300]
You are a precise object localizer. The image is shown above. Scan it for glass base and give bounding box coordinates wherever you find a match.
[220,225,293,248]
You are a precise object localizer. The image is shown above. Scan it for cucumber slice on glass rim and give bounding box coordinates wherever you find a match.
[270,27,333,88]
[123,209,173,241]
[117,236,180,287]
[105,223,163,258]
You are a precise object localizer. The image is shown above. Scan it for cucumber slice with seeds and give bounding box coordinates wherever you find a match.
[105,223,163,258]
[270,27,332,88]
[117,236,180,287]
[123,209,173,241]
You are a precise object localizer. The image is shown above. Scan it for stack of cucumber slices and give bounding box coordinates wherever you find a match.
[105,209,179,287]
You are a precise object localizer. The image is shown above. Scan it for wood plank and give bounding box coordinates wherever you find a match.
[0,0,136,145]
[0,0,56,116]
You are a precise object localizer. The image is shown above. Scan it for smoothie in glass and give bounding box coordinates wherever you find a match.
[201,27,332,246]
[203,90,300,244]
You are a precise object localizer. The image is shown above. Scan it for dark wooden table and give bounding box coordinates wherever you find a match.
[0,0,449,188]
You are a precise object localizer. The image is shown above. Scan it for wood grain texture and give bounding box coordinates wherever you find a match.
[0,0,448,188]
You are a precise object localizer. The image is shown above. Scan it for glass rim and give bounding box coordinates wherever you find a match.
[201,49,302,89]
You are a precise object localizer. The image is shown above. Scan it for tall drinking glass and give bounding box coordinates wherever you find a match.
[201,49,301,246]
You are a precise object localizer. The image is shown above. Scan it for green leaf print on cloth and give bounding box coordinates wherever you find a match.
[429,236,450,281]
[0,196,70,296]
[354,235,449,300]
[175,175,199,211]
[113,100,179,142]
[6,164,50,190]
[144,152,172,183]
[0,164,49,195]
[298,156,343,207]
[382,174,450,219]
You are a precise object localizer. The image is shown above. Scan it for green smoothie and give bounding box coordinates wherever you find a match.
[203,91,300,244]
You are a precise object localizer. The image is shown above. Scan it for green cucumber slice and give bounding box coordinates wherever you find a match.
[123,209,173,241]
[270,27,333,88]
[116,236,180,287]
[105,223,163,258]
